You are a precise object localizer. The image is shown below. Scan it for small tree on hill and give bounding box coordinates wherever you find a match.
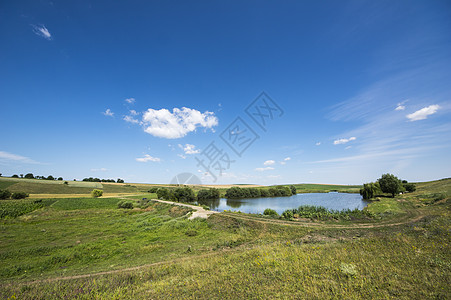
[24,173,34,179]
[378,174,404,197]
[360,182,380,200]
[12,175,19,178]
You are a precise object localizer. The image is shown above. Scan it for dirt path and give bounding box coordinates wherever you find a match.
[151,199,219,220]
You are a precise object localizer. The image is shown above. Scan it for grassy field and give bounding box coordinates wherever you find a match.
[0,178,449,299]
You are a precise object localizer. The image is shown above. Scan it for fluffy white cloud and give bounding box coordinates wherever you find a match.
[103,109,114,117]
[406,105,440,121]
[255,167,274,172]
[263,160,275,166]
[129,110,138,116]
[179,144,200,155]
[31,24,52,40]
[333,137,356,145]
[125,98,135,104]
[136,154,161,162]
[123,115,139,124]
[284,157,291,161]
[142,107,218,139]
[315,142,321,146]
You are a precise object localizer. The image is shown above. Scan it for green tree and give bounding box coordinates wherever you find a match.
[57,177,63,181]
[174,187,196,202]
[117,178,124,183]
[290,185,297,195]
[263,208,278,217]
[403,182,416,192]
[360,182,380,200]
[378,174,404,197]
[46,175,55,180]
[11,192,29,199]
[24,173,34,179]
[12,174,19,178]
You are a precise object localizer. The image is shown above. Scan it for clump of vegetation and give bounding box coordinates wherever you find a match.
[360,182,380,199]
[148,187,159,193]
[340,263,358,277]
[263,208,278,217]
[197,188,220,201]
[11,192,29,199]
[0,189,12,200]
[281,205,374,221]
[117,200,134,209]
[225,186,292,199]
[91,189,103,198]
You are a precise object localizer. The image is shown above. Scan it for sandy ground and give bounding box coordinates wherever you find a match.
[151,198,219,220]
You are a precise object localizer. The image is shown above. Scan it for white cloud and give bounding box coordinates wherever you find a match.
[91,168,108,172]
[123,115,139,124]
[177,154,187,159]
[125,98,135,104]
[142,107,218,139]
[103,109,114,117]
[255,167,274,172]
[395,105,405,111]
[263,160,275,166]
[178,144,200,155]
[129,110,138,116]
[406,105,440,121]
[136,154,161,162]
[333,137,356,145]
[315,142,321,146]
[31,24,52,40]
[0,150,40,164]
[284,157,291,161]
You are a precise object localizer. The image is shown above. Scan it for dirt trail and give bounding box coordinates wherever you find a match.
[151,199,219,220]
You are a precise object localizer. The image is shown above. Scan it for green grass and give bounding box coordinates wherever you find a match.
[0,178,450,299]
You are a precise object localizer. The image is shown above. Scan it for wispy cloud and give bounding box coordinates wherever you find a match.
[90,168,108,172]
[31,24,52,40]
[103,109,114,117]
[280,157,291,165]
[315,142,321,146]
[333,137,356,145]
[0,150,40,164]
[395,104,405,111]
[125,98,135,104]
[263,160,275,166]
[406,105,440,121]
[178,144,200,155]
[255,166,274,172]
[123,115,139,124]
[136,154,161,162]
[141,107,218,139]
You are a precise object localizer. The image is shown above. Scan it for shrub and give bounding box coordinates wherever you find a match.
[174,187,196,202]
[263,208,278,216]
[117,200,134,209]
[403,183,416,192]
[11,192,29,199]
[91,189,103,198]
[282,210,294,219]
[0,189,12,200]
[148,187,158,193]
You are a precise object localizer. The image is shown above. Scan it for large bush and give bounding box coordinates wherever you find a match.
[378,174,404,197]
[263,208,278,217]
[117,200,134,209]
[0,189,12,200]
[11,192,29,199]
[91,189,103,198]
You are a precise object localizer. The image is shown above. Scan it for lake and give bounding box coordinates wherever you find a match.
[198,192,369,215]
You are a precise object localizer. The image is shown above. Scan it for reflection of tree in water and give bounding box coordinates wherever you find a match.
[226,199,244,208]
[197,198,220,210]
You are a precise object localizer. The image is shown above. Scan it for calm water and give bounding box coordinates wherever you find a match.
[198,192,369,215]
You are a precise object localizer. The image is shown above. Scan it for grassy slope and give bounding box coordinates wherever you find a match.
[0,179,449,299]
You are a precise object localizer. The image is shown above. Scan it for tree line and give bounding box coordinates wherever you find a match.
[0,173,125,183]
[149,187,220,203]
[82,177,124,183]
[360,173,416,199]
[225,185,296,199]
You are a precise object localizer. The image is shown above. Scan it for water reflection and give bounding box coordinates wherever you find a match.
[199,193,369,215]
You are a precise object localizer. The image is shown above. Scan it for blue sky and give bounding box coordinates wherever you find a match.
[1,0,450,185]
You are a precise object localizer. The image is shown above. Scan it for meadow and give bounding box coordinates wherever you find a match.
[0,177,449,299]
